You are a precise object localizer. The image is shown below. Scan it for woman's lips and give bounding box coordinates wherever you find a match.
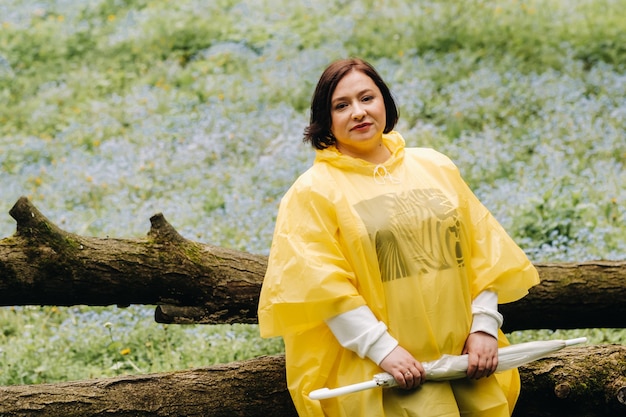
[351,123,371,131]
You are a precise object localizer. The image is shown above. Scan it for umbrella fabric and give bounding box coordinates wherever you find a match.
[309,337,587,400]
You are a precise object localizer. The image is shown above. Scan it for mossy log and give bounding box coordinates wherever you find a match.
[0,346,624,417]
[0,196,266,323]
[499,261,626,331]
[1,197,625,331]
[517,345,626,416]
[0,354,295,417]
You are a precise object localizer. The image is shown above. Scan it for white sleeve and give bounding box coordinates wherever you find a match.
[325,305,398,365]
[470,290,503,339]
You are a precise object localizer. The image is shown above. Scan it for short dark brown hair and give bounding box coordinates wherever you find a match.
[303,58,399,150]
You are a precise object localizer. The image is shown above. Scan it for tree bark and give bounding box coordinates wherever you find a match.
[0,196,266,324]
[0,355,295,417]
[516,344,626,416]
[500,261,626,331]
[0,346,623,417]
[1,197,626,330]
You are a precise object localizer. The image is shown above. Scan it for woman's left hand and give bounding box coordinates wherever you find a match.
[462,331,498,379]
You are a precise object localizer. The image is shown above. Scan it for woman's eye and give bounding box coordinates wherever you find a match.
[362,95,373,102]
[335,103,348,110]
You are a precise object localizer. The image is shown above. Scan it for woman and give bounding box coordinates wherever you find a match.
[258,58,539,417]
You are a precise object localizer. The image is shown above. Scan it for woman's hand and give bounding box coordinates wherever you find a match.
[379,345,426,389]
[462,331,498,379]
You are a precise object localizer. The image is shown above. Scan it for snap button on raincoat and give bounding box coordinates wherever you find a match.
[258,132,540,417]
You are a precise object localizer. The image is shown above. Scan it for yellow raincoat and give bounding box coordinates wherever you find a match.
[258,131,539,417]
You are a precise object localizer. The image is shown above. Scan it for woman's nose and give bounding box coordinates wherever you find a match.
[352,103,366,119]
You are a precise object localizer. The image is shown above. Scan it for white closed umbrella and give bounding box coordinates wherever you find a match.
[309,337,587,400]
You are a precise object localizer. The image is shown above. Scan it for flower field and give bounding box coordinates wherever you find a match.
[0,0,624,385]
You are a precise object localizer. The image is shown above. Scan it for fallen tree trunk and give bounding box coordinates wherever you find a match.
[0,196,266,323]
[0,354,295,417]
[1,197,626,330]
[517,345,626,417]
[499,261,626,331]
[0,346,623,417]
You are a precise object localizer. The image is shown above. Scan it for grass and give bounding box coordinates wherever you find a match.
[0,0,625,385]
[0,305,284,385]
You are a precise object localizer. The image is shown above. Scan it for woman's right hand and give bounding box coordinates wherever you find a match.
[379,345,426,389]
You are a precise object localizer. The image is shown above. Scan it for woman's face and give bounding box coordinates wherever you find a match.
[330,69,387,161]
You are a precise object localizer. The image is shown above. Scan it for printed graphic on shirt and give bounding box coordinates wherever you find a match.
[354,188,463,282]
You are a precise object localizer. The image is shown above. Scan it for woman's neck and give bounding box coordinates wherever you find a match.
[337,141,391,164]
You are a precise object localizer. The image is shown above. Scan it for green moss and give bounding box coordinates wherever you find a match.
[182,242,204,265]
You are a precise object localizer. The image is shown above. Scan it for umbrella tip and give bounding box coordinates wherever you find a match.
[565,337,587,346]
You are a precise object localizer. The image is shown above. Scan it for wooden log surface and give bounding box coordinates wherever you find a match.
[0,355,295,417]
[0,346,624,417]
[500,260,626,331]
[517,345,626,416]
[1,197,625,330]
[0,196,266,323]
